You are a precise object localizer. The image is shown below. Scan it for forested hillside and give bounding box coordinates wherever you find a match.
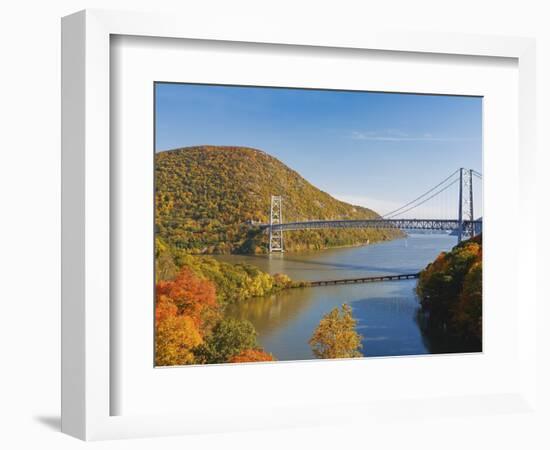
[155,145,402,253]
[416,234,482,352]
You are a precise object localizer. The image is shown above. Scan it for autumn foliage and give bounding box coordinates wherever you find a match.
[155,266,275,366]
[416,234,482,352]
[156,267,219,330]
[155,313,202,366]
[155,237,305,305]
[155,145,403,254]
[229,348,275,363]
[309,304,363,359]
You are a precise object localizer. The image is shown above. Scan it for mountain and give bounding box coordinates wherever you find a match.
[155,145,403,253]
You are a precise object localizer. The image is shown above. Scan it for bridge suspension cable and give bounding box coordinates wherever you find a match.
[382,169,460,219]
[384,178,459,219]
[264,167,483,252]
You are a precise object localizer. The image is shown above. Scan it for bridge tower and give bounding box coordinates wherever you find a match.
[269,195,284,253]
[457,168,475,243]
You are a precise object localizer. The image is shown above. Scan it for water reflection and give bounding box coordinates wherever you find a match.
[219,234,456,361]
[226,287,316,339]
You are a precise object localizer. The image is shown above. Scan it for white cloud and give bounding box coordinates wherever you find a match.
[350,130,476,142]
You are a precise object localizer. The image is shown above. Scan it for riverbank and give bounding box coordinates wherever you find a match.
[157,237,309,305]
[416,234,482,353]
[224,233,457,361]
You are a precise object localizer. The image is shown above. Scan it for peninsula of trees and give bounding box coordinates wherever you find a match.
[416,234,482,352]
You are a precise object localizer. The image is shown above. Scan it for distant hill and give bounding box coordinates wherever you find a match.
[155,145,403,253]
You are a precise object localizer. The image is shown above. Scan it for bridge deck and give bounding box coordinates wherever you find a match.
[259,218,482,233]
[309,272,420,286]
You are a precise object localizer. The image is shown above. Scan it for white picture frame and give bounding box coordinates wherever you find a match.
[61,9,537,441]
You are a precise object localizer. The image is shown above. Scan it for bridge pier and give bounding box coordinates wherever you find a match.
[269,195,284,253]
[457,167,476,243]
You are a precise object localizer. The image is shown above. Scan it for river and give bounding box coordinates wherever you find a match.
[217,233,456,361]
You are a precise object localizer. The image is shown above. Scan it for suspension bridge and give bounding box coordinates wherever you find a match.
[262,167,483,253]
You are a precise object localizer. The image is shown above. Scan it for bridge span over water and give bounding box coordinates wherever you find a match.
[262,168,483,252]
[261,218,482,233]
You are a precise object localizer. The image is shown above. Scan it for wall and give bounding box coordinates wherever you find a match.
[0,1,547,448]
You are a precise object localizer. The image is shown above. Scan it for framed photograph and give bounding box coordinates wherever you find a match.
[62,9,537,440]
[153,82,484,365]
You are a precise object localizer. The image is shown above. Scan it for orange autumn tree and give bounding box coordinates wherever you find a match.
[155,293,178,322]
[155,268,219,366]
[229,348,275,363]
[156,267,219,331]
[155,293,203,366]
[155,266,275,366]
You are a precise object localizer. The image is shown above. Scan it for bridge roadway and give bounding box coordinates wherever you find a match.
[260,218,483,233]
[309,273,420,287]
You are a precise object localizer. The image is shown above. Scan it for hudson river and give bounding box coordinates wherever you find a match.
[218,234,456,361]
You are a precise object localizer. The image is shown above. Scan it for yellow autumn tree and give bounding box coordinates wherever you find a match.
[309,304,363,359]
[155,304,203,366]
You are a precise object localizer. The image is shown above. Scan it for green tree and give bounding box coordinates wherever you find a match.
[309,304,363,359]
[195,318,259,364]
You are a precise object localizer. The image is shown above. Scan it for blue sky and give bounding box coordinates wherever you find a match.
[155,83,482,217]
